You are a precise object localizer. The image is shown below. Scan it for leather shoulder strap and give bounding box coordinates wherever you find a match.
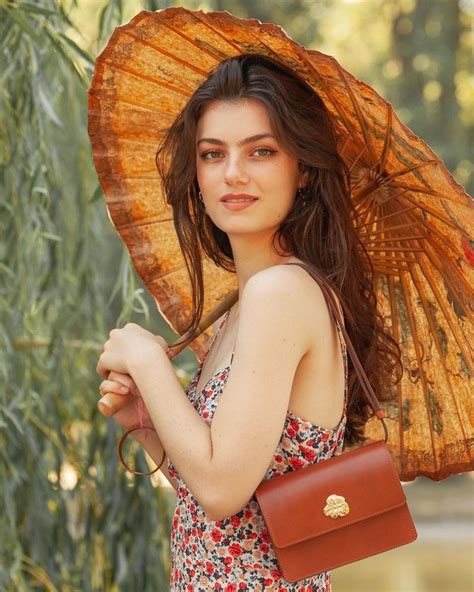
[284,262,388,442]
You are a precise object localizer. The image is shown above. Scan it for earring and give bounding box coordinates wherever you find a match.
[198,190,207,214]
[297,187,308,206]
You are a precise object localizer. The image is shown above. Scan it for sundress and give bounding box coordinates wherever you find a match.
[168,295,348,591]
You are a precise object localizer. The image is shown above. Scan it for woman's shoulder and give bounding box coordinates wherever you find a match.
[247,261,344,329]
[247,260,325,300]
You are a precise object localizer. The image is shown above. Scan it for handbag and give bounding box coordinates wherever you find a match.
[254,262,418,583]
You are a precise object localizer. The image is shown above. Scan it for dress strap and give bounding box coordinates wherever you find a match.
[202,309,231,367]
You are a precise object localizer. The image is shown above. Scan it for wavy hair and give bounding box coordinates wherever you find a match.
[156,53,403,447]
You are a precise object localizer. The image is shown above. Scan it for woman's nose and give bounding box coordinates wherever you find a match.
[224,155,249,185]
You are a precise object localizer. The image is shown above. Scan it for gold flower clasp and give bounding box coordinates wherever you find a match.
[323,494,350,518]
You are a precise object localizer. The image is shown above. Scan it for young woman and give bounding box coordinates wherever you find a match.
[97,54,402,590]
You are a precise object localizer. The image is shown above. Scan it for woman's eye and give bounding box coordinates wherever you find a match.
[254,148,276,157]
[201,151,221,159]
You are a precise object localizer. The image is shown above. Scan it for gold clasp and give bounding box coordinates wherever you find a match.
[323,494,350,518]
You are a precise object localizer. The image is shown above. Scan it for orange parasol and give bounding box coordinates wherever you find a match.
[87,7,474,482]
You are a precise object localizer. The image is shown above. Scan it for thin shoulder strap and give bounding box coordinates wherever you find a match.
[284,262,388,443]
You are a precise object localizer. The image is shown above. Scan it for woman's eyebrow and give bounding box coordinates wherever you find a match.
[196,133,276,147]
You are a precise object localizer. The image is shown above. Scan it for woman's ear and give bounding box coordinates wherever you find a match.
[299,169,309,188]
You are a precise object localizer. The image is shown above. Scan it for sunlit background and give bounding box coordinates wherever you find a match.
[1,1,473,591]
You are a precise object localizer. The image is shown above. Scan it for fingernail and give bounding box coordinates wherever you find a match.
[120,386,129,393]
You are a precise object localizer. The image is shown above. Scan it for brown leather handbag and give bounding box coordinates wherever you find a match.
[255,262,418,583]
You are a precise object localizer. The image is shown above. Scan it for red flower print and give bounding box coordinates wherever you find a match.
[287,428,296,438]
[271,568,282,579]
[322,433,330,442]
[259,543,270,554]
[211,528,223,543]
[214,585,222,590]
[306,438,315,446]
[228,542,243,558]
[260,529,271,543]
[230,515,241,527]
[290,420,300,431]
[186,585,194,592]
[238,584,248,590]
[290,457,304,470]
[264,579,273,587]
[244,509,253,518]
[224,556,233,565]
[303,448,316,462]
[275,454,283,462]
[224,584,237,592]
[205,561,214,575]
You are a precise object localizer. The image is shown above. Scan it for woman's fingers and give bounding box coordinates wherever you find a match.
[105,371,141,397]
[98,374,137,417]
[99,379,130,396]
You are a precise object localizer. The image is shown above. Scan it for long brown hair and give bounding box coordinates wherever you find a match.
[156,53,403,447]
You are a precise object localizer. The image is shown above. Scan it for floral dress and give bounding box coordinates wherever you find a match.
[168,307,348,591]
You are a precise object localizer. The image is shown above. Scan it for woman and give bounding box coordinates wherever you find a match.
[97,54,402,590]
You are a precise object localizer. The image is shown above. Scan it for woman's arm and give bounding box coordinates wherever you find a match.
[126,266,316,521]
[131,429,178,492]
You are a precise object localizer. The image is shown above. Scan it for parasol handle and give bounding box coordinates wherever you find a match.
[97,290,239,417]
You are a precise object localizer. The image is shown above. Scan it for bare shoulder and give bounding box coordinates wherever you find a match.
[244,263,344,337]
[246,262,332,313]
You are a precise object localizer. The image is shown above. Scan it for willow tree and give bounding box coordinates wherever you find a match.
[0,2,181,590]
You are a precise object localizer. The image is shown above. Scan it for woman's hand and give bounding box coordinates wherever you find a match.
[98,370,151,431]
[96,323,169,380]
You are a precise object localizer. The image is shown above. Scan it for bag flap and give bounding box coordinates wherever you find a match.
[255,440,406,549]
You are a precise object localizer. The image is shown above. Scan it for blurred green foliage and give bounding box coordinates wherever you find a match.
[0,0,472,590]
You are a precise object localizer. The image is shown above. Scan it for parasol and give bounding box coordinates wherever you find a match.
[87,7,474,482]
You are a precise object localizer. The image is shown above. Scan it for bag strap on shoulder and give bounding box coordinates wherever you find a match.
[284,262,388,443]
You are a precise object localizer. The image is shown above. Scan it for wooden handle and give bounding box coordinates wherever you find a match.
[97,290,239,417]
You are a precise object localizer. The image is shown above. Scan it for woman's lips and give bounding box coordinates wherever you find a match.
[221,198,258,211]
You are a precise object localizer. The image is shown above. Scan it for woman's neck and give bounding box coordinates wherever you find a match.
[229,233,299,295]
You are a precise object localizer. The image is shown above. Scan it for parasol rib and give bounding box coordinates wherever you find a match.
[88,94,174,116]
[356,204,419,228]
[366,235,427,244]
[115,216,174,230]
[100,59,193,97]
[377,105,393,175]
[120,30,210,76]
[359,222,425,237]
[408,257,473,446]
[414,252,473,374]
[398,268,440,477]
[347,143,370,174]
[386,273,406,477]
[335,61,378,165]
[401,194,464,232]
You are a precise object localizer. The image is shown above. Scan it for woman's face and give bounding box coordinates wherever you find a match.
[195,98,307,237]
